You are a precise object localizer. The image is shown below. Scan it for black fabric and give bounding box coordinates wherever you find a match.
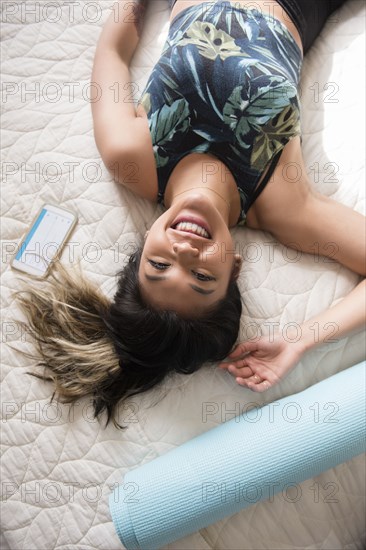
[168,0,347,53]
[274,0,347,53]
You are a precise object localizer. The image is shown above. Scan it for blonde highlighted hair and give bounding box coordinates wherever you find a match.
[12,249,242,429]
[13,260,124,426]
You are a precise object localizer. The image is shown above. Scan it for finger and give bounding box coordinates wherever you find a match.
[218,357,238,368]
[235,377,250,388]
[228,340,259,359]
[227,365,253,378]
[256,380,271,392]
[245,379,271,393]
[251,373,262,384]
[218,359,237,369]
[219,357,252,372]
[229,358,253,371]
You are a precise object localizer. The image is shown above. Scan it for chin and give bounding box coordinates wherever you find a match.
[173,193,214,210]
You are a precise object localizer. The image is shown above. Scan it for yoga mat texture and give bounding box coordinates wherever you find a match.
[109,362,366,549]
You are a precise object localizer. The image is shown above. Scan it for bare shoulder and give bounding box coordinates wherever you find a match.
[246,137,312,232]
[246,137,366,275]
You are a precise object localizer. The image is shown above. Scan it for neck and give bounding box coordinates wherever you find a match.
[164,153,241,227]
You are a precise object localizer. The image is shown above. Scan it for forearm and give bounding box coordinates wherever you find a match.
[91,0,147,154]
[297,279,366,353]
[221,280,365,392]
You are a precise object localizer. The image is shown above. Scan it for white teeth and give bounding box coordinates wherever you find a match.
[175,222,210,238]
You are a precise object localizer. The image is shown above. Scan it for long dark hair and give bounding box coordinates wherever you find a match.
[14,248,242,429]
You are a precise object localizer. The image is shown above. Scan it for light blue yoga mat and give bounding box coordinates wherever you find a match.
[109,361,366,550]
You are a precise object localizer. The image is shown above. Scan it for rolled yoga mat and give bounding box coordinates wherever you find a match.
[109,361,366,549]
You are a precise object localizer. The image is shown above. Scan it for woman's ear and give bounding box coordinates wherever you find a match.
[231,254,242,281]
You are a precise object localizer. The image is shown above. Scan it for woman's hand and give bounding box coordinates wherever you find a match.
[218,335,305,392]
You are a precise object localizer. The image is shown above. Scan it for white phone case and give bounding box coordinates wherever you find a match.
[11,204,78,278]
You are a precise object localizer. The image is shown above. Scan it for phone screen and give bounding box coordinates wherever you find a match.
[13,206,76,276]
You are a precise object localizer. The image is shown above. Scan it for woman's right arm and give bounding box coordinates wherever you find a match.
[91,0,158,199]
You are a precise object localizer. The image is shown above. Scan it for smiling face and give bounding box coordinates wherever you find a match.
[138,194,242,317]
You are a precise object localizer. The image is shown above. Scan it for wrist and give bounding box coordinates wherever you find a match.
[297,321,327,353]
[277,324,311,356]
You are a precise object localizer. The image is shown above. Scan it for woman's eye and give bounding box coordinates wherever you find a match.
[148,259,170,270]
[192,271,215,282]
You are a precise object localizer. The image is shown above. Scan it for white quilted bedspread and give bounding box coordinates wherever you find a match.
[1,1,365,548]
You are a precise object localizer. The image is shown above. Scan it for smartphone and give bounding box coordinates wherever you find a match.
[11,204,78,278]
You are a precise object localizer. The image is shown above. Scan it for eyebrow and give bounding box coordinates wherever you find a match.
[190,284,215,295]
[144,274,215,295]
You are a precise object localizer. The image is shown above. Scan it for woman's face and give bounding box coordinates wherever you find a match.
[138,193,242,316]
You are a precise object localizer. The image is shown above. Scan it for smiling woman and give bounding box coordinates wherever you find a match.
[15,0,365,429]
[139,193,242,315]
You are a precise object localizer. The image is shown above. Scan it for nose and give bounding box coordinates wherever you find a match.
[172,242,200,258]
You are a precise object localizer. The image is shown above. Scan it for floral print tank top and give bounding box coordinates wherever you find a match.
[137,1,303,224]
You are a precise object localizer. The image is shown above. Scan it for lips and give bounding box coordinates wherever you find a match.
[171,216,212,239]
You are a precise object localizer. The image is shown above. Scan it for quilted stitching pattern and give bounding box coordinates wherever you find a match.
[1,1,365,548]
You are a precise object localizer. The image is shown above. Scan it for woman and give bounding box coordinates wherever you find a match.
[18,0,365,427]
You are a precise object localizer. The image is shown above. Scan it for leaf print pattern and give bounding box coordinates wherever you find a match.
[251,104,301,170]
[178,21,248,61]
[137,1,303,224]
[140,92,151,114]
[223,75,299,151]
[149,99,191,167]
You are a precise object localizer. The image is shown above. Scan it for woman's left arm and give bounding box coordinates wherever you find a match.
[219,279,365,392]
[221,137,365,391]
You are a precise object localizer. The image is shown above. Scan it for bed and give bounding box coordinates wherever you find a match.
[1,0,365,548]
